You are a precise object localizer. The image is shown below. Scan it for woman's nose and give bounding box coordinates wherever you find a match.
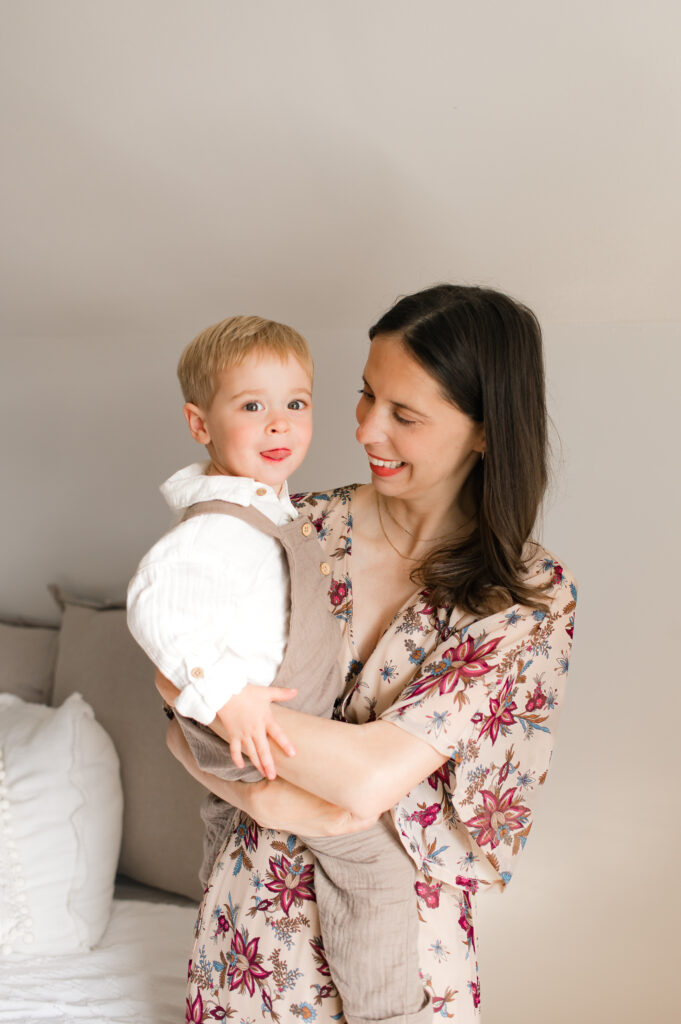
[355,403,385,445]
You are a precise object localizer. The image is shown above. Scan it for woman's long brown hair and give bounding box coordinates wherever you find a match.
[369,284,550,616]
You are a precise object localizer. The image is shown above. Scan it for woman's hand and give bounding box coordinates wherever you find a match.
[250,774,379,837]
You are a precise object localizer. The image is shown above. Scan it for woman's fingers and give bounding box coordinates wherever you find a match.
[267,687,298,704]
[267,718,296,758]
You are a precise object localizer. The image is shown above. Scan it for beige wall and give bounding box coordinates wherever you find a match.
[1,3,679,1020]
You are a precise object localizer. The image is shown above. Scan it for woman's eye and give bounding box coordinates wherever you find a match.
[288,400,306,410]
[243,401,264,412]
[357,388,374,401]
[394,412,416,426]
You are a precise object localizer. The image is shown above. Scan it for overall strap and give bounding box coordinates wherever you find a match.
[181,499,282,538]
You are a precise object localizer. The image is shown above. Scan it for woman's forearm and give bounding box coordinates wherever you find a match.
[166,717,378,836]
[269,708,446,818]
[157,670,446,819]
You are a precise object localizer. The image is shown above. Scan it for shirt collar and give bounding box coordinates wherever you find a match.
[160,462,298,520]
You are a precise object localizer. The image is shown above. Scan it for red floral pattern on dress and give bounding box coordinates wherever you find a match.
[405,635,502,700]
[415,881,442,908]
[183,486,577,1024]
[264,854,315,916]
[471,677,518,744]
[465,788,531,850]
[227,928,271,996]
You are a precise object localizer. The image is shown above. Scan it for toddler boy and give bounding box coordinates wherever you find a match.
[127,316,431,1024]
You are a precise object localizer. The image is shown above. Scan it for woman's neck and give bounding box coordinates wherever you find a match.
[378,486,477,549]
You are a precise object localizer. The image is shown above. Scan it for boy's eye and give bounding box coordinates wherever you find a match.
[243,401,264,412]
[288,399,307,410]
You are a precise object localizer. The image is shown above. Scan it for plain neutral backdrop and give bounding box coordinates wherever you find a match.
[1,3,679,1021]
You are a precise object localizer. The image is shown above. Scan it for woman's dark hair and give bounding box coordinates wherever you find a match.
[369,284,550,616]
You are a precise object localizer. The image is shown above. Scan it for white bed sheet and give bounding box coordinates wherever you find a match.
[0,899,197,1024]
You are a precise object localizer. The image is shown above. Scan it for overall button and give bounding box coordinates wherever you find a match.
[190,667,204,679]
[301,522,313,537]
[256,487,267,497]
[319,562,331,576]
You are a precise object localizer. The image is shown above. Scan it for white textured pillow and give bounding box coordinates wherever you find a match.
[0,693,123,955]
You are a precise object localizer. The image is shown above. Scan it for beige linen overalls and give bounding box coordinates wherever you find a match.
[173,500,431,1024]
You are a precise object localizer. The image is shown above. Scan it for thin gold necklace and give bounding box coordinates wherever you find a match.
[383,498,451,542]
[376,494,433,561]
[376,494,475,561]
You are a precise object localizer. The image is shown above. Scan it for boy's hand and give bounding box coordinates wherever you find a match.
[215,685,297,780]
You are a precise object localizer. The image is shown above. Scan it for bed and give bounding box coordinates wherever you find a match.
[0,589,211,1024]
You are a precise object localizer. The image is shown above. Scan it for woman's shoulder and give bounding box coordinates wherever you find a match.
[522,541,577,605]
[291,483,360,516]
[446,542,577,635]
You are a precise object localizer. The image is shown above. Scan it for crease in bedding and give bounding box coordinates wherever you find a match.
[0,899,196,1024]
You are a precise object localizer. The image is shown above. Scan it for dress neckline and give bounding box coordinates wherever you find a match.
[343,486,425,666]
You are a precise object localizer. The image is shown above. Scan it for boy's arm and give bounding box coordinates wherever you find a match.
[127,556,252,722]
[129,554,298,776]
[127,515,288,720]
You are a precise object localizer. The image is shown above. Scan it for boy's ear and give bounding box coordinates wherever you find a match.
[183,403,211,445]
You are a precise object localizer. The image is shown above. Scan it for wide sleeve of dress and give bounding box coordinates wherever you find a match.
[380,549,577,893]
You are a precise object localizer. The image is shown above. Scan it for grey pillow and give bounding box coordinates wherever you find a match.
[0,621,58,703]
[51,599,206,902]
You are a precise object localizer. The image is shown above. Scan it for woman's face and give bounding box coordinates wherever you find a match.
[355,333,484,507]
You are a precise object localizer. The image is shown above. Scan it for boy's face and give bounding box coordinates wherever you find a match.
[184,351,313,492]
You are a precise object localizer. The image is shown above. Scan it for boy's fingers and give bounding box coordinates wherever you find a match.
[243,737,265,778]
[230,738,245,770]
[267,720,296,758]
[268,687,298,703]
[253,731,276,780]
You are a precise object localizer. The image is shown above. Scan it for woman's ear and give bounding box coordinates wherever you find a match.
[474,422,486,457]
[183,403,211,444]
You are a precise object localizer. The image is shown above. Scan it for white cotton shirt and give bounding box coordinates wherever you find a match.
[126,462,297,724]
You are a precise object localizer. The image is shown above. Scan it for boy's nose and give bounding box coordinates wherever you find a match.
[267,413,290,434]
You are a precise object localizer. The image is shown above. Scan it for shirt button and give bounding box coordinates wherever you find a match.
[256,487,267,496]
[301,522,313,537]
[320,562,331,576]
[190,667,204,679]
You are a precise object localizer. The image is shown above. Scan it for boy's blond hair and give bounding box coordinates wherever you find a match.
[178,316,313,409]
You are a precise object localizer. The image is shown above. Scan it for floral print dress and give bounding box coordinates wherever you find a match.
[185,486,577,1024]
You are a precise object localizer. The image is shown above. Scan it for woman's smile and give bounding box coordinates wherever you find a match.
[367,455,406,476]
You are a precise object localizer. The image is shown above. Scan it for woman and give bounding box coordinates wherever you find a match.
[160,284,576,1023]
